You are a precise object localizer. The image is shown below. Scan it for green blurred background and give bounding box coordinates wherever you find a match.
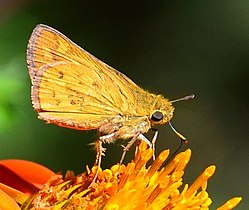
[0,0,248,208]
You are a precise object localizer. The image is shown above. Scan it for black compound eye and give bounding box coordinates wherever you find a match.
[151,111,163,122]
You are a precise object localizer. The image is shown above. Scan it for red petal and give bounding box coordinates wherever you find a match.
[0,159,54,191]
[0,164,39,194]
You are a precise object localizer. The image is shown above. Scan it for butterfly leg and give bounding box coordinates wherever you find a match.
[93,132,115,168]
[120,134,138,164]
[151,129,158,160]
[94,139,106,166]
[93,133,115,165]
[137,133,152,148]
[118,136,138,179]
[120,133,153,164]
[99,133,115,143]
[89,139,106,187]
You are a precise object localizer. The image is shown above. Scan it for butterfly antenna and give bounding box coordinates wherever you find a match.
[170,94,195,103]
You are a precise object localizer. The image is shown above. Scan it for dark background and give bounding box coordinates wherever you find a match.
[0,1,248,208]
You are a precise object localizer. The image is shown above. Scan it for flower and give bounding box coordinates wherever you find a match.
[0,142,242,209]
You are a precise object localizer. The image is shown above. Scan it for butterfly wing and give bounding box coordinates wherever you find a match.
[27,24,147,130]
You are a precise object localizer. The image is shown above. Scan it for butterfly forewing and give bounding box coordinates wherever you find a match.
[27,24,150,130]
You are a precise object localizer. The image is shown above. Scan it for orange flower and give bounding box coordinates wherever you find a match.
[0,142,242,209]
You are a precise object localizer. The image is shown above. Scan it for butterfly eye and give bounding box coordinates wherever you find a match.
[151,111,163,122]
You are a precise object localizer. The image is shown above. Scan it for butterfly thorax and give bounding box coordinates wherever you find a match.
[98,92,174,142]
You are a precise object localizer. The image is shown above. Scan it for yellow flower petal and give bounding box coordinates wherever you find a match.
[5,141,241,209]
[0,189,21,210]
[217,197,242,210]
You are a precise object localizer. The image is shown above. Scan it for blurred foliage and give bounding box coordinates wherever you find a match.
[0,57,24,130]
[0,0,248,208]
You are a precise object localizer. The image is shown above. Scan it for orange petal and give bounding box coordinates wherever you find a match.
[0,189,21,210]
[0,183,29,205]
[0,164,39,194]
[0,159,54,188]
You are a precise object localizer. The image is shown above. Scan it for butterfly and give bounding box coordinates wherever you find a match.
[27,24,193,168]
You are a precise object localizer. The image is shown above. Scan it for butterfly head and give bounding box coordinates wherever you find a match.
[150,96,174,125]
